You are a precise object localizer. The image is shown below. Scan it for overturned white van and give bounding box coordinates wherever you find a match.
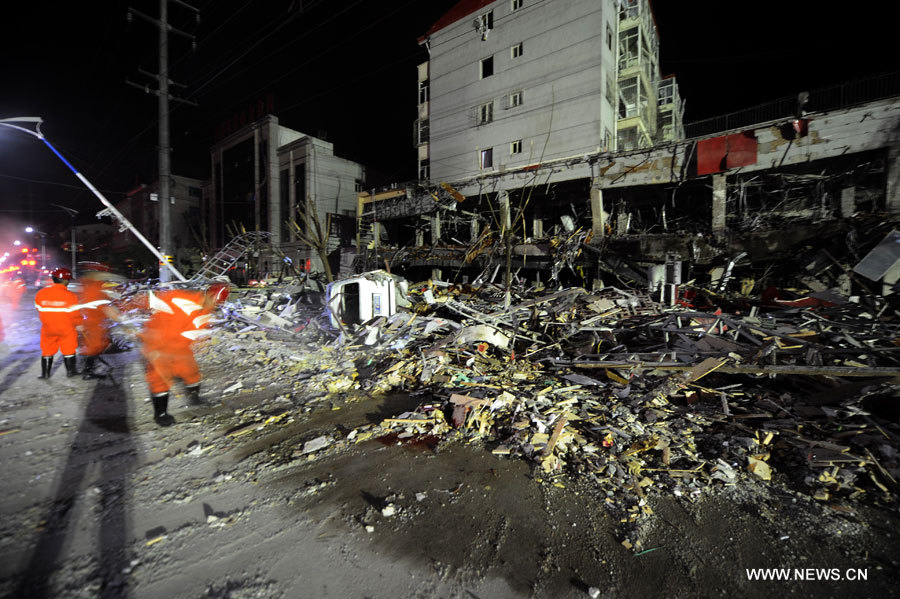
[325,270,410,328]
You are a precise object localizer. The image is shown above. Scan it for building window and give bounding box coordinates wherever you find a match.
[605,73,614,106]
[418,79,429,104]
[477,101,494,125]
[619,26,639,71]
[480,148,493,169]
[658,80,674,106]
[480,56,494,78]
[618,75,642,119]
[510,140,522,155]
[415,118,429,145]
[511,0,523,10]
[606,23,613,51]
[477,11,493,39]
[511,43,523,59]
[508,90,523,108]
[604,128,612,152]
[418,160,430,181]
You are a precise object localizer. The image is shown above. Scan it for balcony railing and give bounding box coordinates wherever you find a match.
[684,70,900,138]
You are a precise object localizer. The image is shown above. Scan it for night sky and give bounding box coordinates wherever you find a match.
[1,0,896,240]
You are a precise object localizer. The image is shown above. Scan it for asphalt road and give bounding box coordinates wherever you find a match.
[1,287,899,598]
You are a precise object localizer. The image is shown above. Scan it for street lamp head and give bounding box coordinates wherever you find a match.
[25,226,34,233]
[14,240,21,246]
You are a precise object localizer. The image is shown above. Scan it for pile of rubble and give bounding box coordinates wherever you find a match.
[214,280,900,514]
[106,260,900,549]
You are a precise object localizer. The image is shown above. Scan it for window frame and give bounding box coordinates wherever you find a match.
[508,90,523,109]
[510,139,522,155]
[478,11,494,33]
[480,148,494,169]
[480,55,494,79]
[511,0,523,10]
[511,42,523,59]
[477,101,494,125]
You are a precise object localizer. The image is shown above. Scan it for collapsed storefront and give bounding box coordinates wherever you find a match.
[356,92,900,302]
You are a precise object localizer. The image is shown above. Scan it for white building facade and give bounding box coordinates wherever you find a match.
[419,0,620,190]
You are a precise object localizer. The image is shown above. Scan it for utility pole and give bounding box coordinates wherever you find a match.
[51,203,79,273]
[126,0,199,282]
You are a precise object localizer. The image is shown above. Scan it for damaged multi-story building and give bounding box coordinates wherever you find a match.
[356,0,900,299]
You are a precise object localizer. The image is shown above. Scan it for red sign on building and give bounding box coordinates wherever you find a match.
[697,131,758,175]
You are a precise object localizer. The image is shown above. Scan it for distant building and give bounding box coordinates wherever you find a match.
[208,115,364,271]
[110,175,204,273]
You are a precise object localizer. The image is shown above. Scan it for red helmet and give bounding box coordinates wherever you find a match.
[51,267,73,281]
[206,282,230,304]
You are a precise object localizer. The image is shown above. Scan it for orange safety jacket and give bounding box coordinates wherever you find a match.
[35,283,82,334]
[78,279,116,355]
[35,283,82,355]
[139,289,213,352]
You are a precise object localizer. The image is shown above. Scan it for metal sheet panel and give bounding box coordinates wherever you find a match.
[853,230,900,281]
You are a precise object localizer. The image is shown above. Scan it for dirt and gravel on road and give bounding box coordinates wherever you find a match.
[1,288,899,599]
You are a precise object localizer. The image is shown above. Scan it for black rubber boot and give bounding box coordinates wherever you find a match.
[152,394,175,427]
[63,355,79,377]
[186,383,202,406]
[39,356,53,380]
[82,356,104,379]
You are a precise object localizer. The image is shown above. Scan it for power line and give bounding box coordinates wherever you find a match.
[0,172,126,195]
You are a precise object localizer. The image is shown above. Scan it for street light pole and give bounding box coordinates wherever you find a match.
[51,203,78,274]
[0,117,187,281]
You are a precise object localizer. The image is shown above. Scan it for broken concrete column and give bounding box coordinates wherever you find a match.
[499,191,511,234]
[431,214,441,244]
[590,187,606,237]
[712,174,727,236]
[840,186,856,217]
[531,217,543,239]
[267,125,281,245]
[887,145,900,214]
[470,217,479,243]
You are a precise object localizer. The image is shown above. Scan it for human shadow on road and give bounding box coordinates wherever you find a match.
[14,367,139,598]
[0,355,34,397]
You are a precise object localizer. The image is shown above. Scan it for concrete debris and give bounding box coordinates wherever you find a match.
[301,435,332,454]
[223,381,243,394]
[102,228,900,548]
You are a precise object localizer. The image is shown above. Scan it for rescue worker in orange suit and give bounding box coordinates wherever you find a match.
[77,268,123,379]
[34,267,82,379]
[0,276,26,344]
[0,279,8,344]
[7,276,26,308]
[139,282,230,426]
